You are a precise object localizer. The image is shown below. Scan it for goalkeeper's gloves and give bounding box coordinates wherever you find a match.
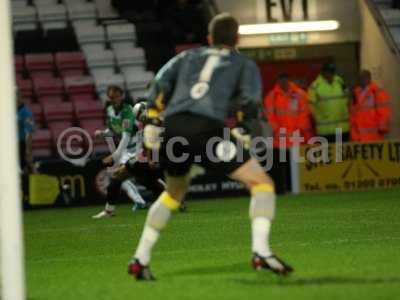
[231,127,251,150]
[144,124,163,150]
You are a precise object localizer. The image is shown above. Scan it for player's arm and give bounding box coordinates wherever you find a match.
[232,59,262,148]
[146,52,186,124]
[95,109,114,138]
[110,108,135,163]
[236,59,262,130]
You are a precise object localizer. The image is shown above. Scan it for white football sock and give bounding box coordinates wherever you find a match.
[134,226,160,265]
[122,180,146,205]
[105,203,115,212]
[252,217,272,257]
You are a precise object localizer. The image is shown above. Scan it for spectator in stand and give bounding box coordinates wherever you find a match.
[350,70,390,142]
[17,90,35,203]
[17,90,35,172]
[264,73,313,194]
[308,63,350,143]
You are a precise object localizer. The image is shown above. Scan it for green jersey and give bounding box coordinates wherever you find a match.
[106,103,138,137]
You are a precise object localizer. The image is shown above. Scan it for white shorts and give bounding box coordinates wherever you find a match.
[119,147,137,165]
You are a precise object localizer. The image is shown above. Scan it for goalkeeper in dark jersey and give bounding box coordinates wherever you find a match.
[128,13,293,280]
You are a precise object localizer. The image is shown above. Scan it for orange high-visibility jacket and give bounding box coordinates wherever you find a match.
[351,81,390,142]
[264,82,313,148]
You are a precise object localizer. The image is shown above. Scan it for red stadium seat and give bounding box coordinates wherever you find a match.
[25,53,54,72]
[37,95,64,105]
[55,52,86,71]
[33,77,64,98]
[15,73,24,81]
[32,129,53,158]
[64,76,95,95]
[23,97,34,105]
[70,93,95,104]
[43,102,74,124]
[30,71,55,80]
[17,78,34,98]
[14,55,24,74]
[79,119,105,139]
[74,100,104,120]
[27,103,44,128]
[60,69,86,78]
[49,121,85,158]
[80,119,109,155]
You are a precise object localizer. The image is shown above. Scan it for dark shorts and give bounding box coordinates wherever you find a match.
[125,158,164,194]
[160,113,251,177]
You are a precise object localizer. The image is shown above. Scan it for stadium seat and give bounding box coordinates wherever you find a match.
[79,119,105,136]
[37,95,64,105]
[25,53,54,73]
[66,2,97,22]
[74,100,104,120]
[110,41,135,51]
[124,69,153,95]
[43,102,74,124]
[37,4,68,31]
[60,69,86,78]
[93,73,125,96]
[17,78,34,98]
[48,120,83,157]
[75,22,106,45]
[33,77,64,98]
[86,49,115,70]
[70,93,96,104]
[31,129,53,158]
[64,75,95,95]
[55,52,87,77]
[34,0,60,6]
[12,4,38,32]
[106,23,136,43]
[79,119,105,130]
[27,103,44,128]
[129,89,148,100]
[80,119,109,154]
[55,52,86,71]
[95,0,119,19]
[81,43,105,57]
[115,47,146,70]
[14,55,24,74]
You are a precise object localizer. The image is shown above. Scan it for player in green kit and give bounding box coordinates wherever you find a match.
[92,85,147,218]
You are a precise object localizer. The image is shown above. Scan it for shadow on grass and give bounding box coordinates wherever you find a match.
[234,276,400,286]
[164,262,400,286]
[163,262,250,277]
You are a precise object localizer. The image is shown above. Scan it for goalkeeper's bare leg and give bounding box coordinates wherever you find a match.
[128,158,293,280]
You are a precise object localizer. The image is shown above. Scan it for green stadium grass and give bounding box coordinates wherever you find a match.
[24,189,400,300]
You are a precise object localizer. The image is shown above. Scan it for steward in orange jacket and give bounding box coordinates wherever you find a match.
[264,74,313,148]
[351,70,390,142]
